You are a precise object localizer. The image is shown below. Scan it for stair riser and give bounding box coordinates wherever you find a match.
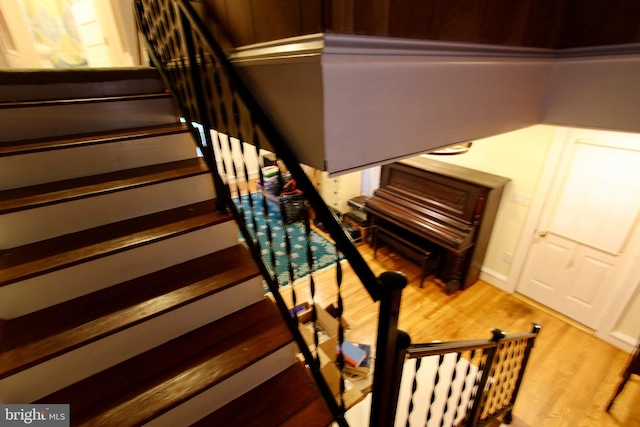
[0,221,239,318]
[145,344,296,427]
[0,132,198,190]
[1,97,179,143]
[0,75,166,103]
[0,277,265,404]
[1,174,216,248]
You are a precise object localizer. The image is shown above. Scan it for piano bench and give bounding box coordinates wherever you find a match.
[372,225,441,288]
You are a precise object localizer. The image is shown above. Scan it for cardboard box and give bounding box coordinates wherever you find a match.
[317,347,364,408]
[295,303,365,409]
[323,303,354,330]
[298,304,338,355]
[289,302,312,324]
[297,303,342,343]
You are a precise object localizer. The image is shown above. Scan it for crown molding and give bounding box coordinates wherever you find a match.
[228,32,556,66]
[228,34,324,65]
[556,43,640,58]
[322,33,554,58]
[229,33,640,65]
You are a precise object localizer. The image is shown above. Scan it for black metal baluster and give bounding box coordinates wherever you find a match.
[454,349,474,425]
[440,352,462,427]
[302,206,321,365]
[405,357,421,427]
[466,330,504,426]
[241,137,259,247]
[181,21,229,214]
[262,175,278,285]
[335,250,346,413]
[242,128,265,274]
[462,350,484,427]
[485,341,507,418]
[225,97,243,200]
[277,166,297,289]
[425,354,444,425]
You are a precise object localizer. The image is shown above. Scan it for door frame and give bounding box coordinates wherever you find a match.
[508,126,640,352]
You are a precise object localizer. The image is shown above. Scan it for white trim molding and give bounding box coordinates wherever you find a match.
[480,267,510,291]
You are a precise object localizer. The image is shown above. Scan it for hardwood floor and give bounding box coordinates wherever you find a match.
[281,241,640,427]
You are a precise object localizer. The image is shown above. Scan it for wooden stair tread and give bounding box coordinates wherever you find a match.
[0,123,189,157]
[191,362,334,427]
[0,244,259,378]
[36,299,293,426]
[0,199,231,287]
[0,157,209,215]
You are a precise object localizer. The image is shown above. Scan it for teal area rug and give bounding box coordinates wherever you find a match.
[233,193,342,287]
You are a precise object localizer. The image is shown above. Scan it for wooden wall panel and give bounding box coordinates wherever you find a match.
[198,0,227,49]
[226,1,253,46]
[202,0,640,49]
[300,0,323,36]
[352,0,390,35]
[250,0,301,43]
[202,0,254,48]
[387,0,436,39]
[324,0,355,33]
[429,0,486,42]
[559,0,640,48]
[479,0,530,46]
[519,0,566,49]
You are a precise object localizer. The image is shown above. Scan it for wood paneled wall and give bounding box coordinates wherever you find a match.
[201,0,323,48]
[201,0,640,49]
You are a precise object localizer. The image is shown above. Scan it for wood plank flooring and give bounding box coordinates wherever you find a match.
[280,241,639,427]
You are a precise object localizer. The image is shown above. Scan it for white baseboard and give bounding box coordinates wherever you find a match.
[596,330,637,353]
[479,267,510,292]
[482,268,637,353]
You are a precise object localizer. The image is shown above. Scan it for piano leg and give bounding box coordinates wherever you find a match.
[420,256,428,288]
[420,251,442,289]
[443,251,468,294]
[372,224,380,258]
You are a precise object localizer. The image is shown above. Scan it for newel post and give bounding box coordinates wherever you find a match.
[370,271,410,427]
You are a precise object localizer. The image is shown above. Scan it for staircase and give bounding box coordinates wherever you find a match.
[0,68,334,426]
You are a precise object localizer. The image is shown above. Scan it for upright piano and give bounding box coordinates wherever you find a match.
[365,157,509,293]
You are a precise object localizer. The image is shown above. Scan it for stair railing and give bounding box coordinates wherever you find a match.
[135,1,408,425]
[396,323,541,427]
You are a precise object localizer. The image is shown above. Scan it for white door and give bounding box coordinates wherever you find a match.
[518,130,640,329]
